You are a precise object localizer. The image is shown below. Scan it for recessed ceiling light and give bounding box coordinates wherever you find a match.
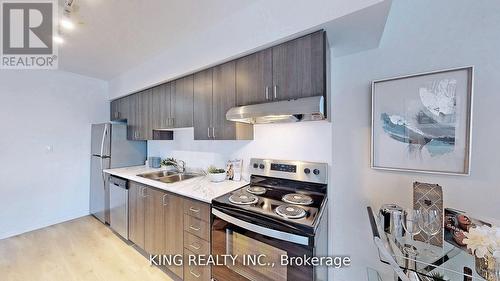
[60,18,75,30]
[53,35,64,44]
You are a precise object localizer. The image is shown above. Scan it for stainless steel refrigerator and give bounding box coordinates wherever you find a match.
[89,123,146,224]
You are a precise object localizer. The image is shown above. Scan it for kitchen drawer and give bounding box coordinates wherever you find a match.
[184,249,211,281]
[184,232,210,255]
[184,214,210,241]
[183,199,210,222]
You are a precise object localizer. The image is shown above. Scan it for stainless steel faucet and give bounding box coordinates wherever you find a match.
[164,159,186,173]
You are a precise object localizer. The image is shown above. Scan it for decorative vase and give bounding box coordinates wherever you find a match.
[208,172,226,183]
[475,253,499,281]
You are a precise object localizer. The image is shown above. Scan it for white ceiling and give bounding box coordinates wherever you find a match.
[57,0,253,80]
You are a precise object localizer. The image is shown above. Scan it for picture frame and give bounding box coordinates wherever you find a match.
[371,66,474,175]
[226,159,243,181]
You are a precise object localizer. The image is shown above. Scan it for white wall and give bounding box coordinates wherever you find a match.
[108,0,383,99]
[0,70,108,239]
[331,0,500,280]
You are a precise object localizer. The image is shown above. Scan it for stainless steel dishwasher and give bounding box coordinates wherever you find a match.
[109,176,128,240]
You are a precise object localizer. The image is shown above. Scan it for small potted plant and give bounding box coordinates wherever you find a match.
[463,225,500,281]
[207,166,226,183]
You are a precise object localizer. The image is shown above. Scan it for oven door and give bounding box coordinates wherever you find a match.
[211,208,313,281]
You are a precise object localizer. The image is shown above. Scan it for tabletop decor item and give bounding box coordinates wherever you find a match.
[148,157,161,168]
[378,204,405,236]
[207,166,226,183]
[371,66,474,175]
[444,208,492,251]
[226,159,243,181]
[463,225,500,280]
[413,182,443,247]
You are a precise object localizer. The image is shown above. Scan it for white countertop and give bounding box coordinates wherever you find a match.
[103,165,249,203]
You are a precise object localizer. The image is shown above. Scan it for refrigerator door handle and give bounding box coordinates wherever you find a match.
[100,124,108,157]
[100,158,107,190]
[100,124,108,189]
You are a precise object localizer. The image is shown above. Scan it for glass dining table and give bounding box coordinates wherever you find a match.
[367,206,487,281]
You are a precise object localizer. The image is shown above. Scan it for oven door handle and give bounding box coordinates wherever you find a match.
[212,209,309,246]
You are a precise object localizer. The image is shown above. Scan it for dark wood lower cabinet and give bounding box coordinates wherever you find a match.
[128,182,185,279]
[163,192,185,279]
[144,188,165,255]
[128,182,146,249]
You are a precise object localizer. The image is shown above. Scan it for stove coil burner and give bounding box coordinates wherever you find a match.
[246,186,267,195]
[275,205,307,219]
[228,193,258,205]
[282,193,313,206]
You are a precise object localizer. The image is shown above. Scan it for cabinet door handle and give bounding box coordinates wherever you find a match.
[189,207,200,213]
[141,187,149,198]
[207,127,211,138]
[162,194,168,205]
[189,242,201,250]
[189,269,201,278]
[190,225,201,231]
[212,127,215,139]
[273,85,278,99]
[265,86,270,100]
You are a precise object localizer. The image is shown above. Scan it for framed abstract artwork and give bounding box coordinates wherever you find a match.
[371,66,474,175]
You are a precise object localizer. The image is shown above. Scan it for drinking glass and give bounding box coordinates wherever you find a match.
[401,209,422,256]
[418,209,441,258]
[495,260,500,281]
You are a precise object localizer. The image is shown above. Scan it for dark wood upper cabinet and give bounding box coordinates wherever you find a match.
[110,99,119,121]
[235,49,273,106]
[126,93,139,140]
[137,89,153,140]
[152,83,172,129]
[193,69,213,140]
[110,97,129,121]
[272,31,326,101]
[127,90,153,141]
[172,75,194,128]
[116,30,327,140]
[213,61,253,140]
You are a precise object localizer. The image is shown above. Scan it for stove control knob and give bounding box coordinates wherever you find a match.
[253,163,258,169]
[313,169,320,175]
[259,164,265,169]
[304,168,311,174]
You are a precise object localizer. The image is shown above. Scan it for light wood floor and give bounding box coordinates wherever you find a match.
[0,216,173,281]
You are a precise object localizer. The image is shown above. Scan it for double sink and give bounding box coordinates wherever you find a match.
[137,170,202,184]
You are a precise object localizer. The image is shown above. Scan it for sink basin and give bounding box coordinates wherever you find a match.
[137,171,202,183]
[137,170,178,180]
[157,173,200,183]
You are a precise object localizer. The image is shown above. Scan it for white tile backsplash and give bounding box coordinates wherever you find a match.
[148,121,332,178]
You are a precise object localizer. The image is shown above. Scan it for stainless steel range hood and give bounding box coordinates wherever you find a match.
[226,96,325,124]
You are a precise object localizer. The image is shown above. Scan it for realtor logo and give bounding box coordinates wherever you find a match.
[1,0,58,69]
